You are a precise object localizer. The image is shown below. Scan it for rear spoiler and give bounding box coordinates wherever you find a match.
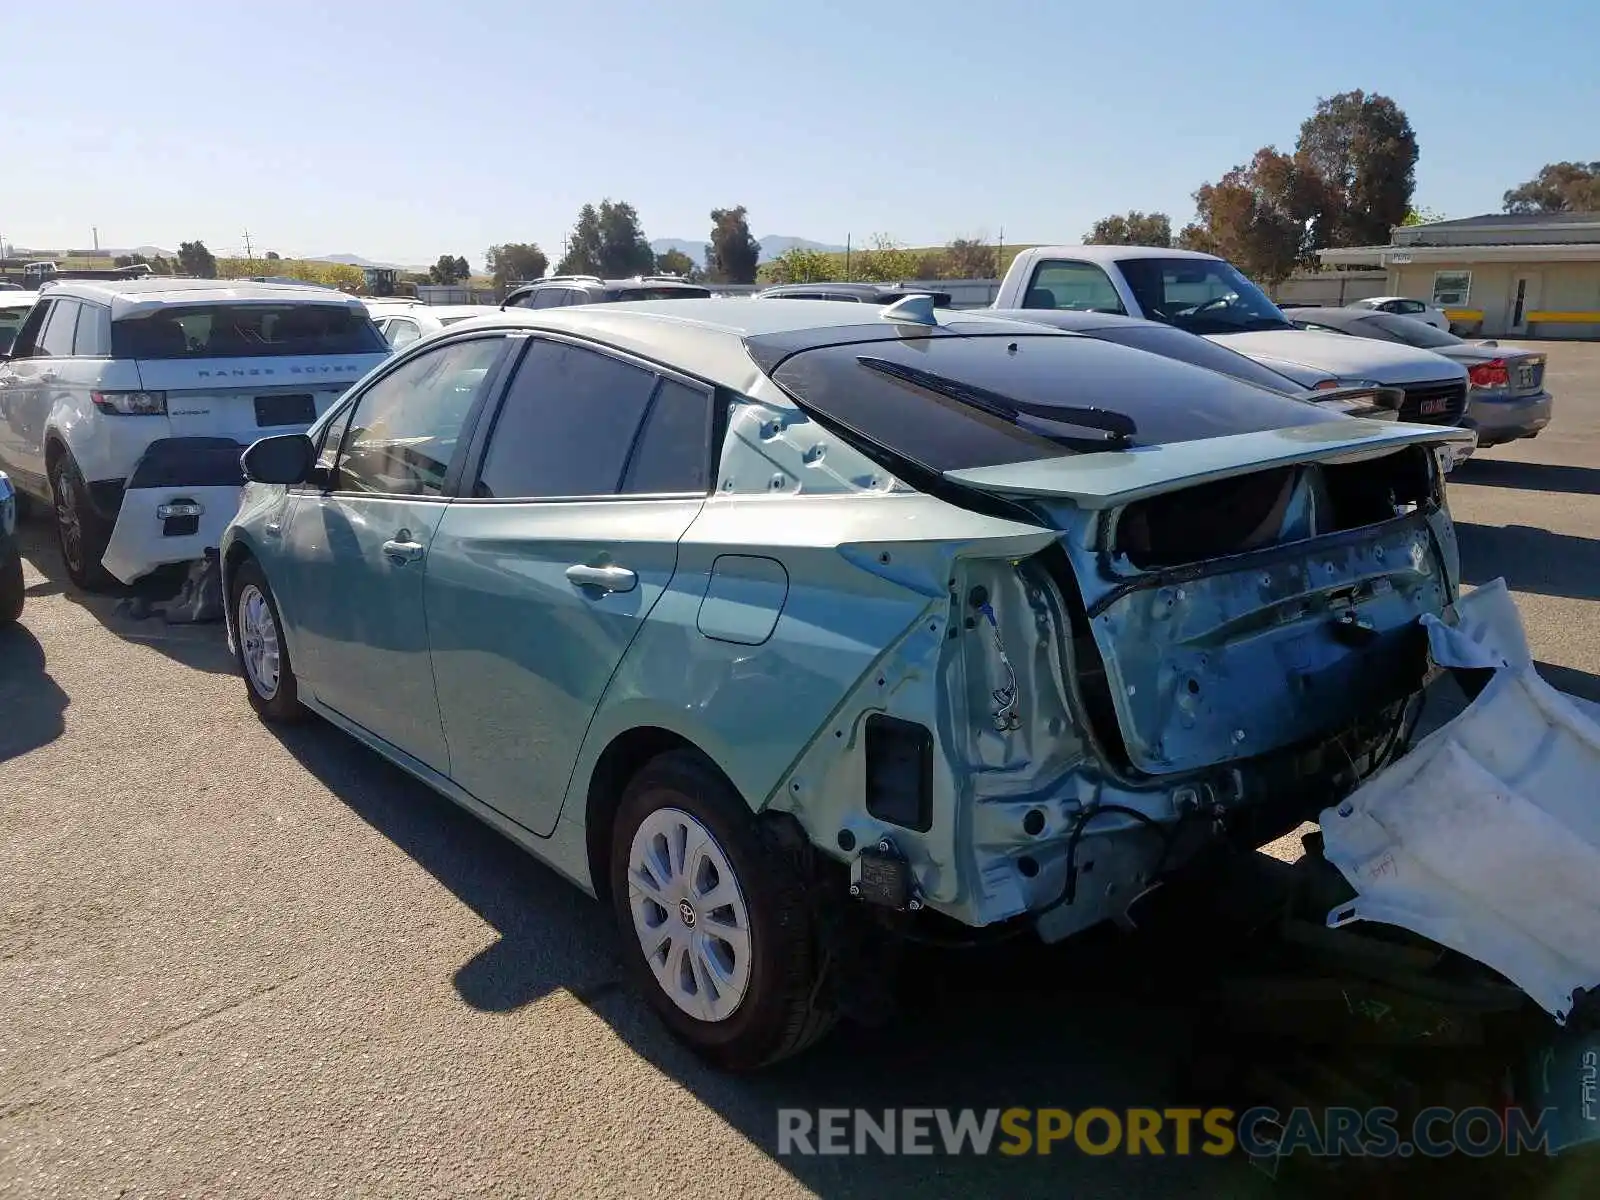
[943,421,1475,509]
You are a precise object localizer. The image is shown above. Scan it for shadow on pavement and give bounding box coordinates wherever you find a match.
[0,621,69,760]
[268,715,1268,1199]
[1455,522,1600,603]
[1453,458,1600,497]
[13,513,235,676]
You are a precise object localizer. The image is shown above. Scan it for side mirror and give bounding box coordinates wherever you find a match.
[241,433,315,485]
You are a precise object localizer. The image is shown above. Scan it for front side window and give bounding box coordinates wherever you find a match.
[5,300,52,359]
[1432,272,1471,308]
[0,304,37,356]
[312,400,355,477]
[1394,299,1426,314]
[385,318,422,349]
[37,299,81,357]
[528,288,566,309]
[1116,256,1292,334]
[111,303,388,359]
[474,340,666,498]
[1025,262,1127,314]
[335,337,507,496]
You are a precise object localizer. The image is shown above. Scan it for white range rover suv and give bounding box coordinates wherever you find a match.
[0,279,390,589]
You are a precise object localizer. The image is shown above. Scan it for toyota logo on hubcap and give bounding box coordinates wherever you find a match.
[678,899,697,927]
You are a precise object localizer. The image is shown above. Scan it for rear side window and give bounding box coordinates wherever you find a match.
[528,289,566,309]
[37,299,81,357]
[474,340,666,498]
[72,304,111,357]
[385,318,422,349]
[605,286,713,302]
[622,379,714,494]
[111,303,388,359]
[1025,262,1126,313]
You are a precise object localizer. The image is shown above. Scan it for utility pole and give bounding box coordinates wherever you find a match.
[92,226,100,252]
[242,229,254,260]
[996,226,1004,300]
[844,234,851,281]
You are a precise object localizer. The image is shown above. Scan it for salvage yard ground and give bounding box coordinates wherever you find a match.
[4,344,1600,1198]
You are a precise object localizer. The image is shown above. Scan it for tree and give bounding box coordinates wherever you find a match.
[941,237,999,279]
[653,248,699,279]
[1084,211,1173,247]
[429,254,468,285]
[264,250,281,260]
[113,253,149,268]
[853,234,920,282]
[1295,90,1418,248]
[1502,162,1600,214]
[485,243,550,291]
[762,247,836,284]
[1179,149,1307,290]
[557,199,655,277]
[177,240,217,278]
[705,206,761,283]
[1401,206,1446,226]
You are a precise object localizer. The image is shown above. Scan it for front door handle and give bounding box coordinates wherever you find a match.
[565,563,637,594]
[382,531,425,563]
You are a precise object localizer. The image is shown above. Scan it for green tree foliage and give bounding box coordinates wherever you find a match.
[762,247,837,284]
[215,258,364,290]
[485,243,550,291]
[1503,162,1600,214]
[1084,211,1173,247]
[113,254,149,267]
[1295,90,1418,248]
[429,254,468,285]
[557,200,655,277]
[653,248,699,279]
[264,250,281,260]
[705,206,761,283]
[1179,149,1307,288]
[853,234,920,282]
[177,240,218,278]
[941,237,999,279]
[1400,206,1446,226]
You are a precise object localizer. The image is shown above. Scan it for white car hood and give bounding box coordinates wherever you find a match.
[1209,329,1468,386]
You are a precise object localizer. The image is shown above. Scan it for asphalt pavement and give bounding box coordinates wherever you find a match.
[4,343,1599,1199]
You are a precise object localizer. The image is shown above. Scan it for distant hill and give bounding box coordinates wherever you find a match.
[648,235,849,269]
[308,252,410,269]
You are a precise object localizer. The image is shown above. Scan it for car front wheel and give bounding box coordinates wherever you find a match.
[231,558,306,723]
[609,750,835,1070]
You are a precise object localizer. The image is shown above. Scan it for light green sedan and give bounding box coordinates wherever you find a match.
[221,297,1474,1068]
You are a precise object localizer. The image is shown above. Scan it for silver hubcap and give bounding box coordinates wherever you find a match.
[238,584,281,700]
[627,807,752,1023]
[54,471,82,571]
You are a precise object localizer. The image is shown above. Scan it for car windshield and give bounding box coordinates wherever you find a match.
[1357,312,1463,349]
[1085,323,1302,395]
[1117,257,1293,335]
[111,303,389,359]
[759,331,1344,477]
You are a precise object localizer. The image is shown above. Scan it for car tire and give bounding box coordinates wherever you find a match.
[609,750,836,1070]
[49,454,116,592]
[0,548,23,624]
[230,558,306,723]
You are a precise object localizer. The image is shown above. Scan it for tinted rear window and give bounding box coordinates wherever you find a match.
[111,303,388,359]
[1086,324,1303,394]
[604,286,713,301]
[762,333,1345,475]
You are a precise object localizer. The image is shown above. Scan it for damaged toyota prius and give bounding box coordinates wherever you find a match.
[221,297,1475,1068]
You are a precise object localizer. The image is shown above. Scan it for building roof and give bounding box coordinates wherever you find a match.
[1403,211,1600,230]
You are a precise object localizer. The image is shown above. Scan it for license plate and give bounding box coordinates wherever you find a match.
[254,393,316,427]
[1420,397,1449,415]
[1518,365,1536,388]
[1524,1025,1600,1154]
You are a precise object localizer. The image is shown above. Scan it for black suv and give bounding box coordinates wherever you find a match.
[502,275,712,310]
[754,282,954,306]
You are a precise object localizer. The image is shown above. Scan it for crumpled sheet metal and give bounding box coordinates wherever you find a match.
[1320,577,1600,1024]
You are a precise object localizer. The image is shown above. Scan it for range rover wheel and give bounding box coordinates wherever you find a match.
[609,750,835,1070]
[230,558,305,723]
[49,455,115,592]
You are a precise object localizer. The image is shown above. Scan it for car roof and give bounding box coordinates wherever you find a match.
[1287,307,1372,328]
[441,298,1069,393]
[40,277,373,319]
[423,304,504,320]
[0,291,39,309]
[1019,245,1222,263]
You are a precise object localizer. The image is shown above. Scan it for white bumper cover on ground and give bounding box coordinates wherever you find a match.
[1320,578,1600,1024]
[101,483,242,585]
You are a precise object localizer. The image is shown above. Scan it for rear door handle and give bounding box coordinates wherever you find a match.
[565,563,637,594]
[382,532,425,563]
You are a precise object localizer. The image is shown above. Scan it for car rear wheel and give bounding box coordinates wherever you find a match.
[50,455,115,592]
[0,548,23,624]
[231,558,305,723]
[609,750,835,1070]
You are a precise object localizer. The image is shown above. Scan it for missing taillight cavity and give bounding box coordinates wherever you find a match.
[864,715,934,832]
[1116,446,1435,569]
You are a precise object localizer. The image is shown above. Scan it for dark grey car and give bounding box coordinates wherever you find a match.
[1288,307,1553,447]
[756,282,955,307]
[502,275,712,310]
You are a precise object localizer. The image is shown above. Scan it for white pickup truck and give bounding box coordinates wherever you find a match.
[993,246,1475,450]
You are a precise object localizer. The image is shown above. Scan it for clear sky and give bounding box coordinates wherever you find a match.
[5,0,1596,268]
